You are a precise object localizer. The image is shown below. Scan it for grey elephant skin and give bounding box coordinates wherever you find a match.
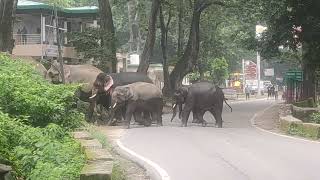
[110,82,163,129]
[180,82,231,128]
[46,61,103,100]
[171,85,206,124]
[89,72,153,122]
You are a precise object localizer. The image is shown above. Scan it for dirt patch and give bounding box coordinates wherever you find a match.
[97,126,151,180]
[254,104,281,133]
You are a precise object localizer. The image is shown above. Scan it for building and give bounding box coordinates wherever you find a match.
[12,0,190,88]
[13,0,99,61]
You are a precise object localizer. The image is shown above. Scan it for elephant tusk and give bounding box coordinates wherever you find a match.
[112,103,117,108]
[172,104,176,108]
[89,94,97,99]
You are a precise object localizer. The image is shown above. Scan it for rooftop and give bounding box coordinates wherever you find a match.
[17,0,98,14]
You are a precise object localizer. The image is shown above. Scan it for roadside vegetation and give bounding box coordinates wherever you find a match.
[0,54,86,179]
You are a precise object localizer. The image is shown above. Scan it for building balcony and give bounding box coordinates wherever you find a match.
[12,34,78,59]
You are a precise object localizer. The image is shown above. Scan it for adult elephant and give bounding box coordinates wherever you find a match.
[171,85,207,123]
[89,72,153,123]
[46,60,103,102]
[110,82,163,129]
[180,82,232,128]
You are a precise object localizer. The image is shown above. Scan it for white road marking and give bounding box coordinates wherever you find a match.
[117,140,170,180]
[250,103,320,144]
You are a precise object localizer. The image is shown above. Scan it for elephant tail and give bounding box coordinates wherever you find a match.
[224,97,232,112]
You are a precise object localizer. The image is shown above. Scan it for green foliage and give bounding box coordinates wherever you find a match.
[310,113,320,124]
[0,53,84,128]
[208,57,229,85]
[68,28,115,72]
[188,57,229,85]
[0,112,86,179]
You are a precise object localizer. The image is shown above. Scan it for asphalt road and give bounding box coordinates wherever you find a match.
[119,100,320,180]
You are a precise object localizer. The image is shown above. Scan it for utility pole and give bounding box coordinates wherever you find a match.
[55,8,65,83]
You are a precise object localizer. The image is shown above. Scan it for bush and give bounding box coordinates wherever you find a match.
[0,112,86,179]
[0,53,83,129]
[310,112,320,124]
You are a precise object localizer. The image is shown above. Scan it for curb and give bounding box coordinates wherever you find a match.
[250,103,320,144]
[116,140,170,180]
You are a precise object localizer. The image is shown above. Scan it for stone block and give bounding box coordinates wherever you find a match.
[80,139,102,150]
[85,148,113,162]
[73,131,93,140]
[292,105,320,122]
[279,115,303,133]
[80,160,113,180]
[302,123,320,139]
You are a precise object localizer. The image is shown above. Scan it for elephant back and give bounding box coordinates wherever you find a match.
[67,64,103,92]
[109,72,153,87]
[125,82,162,101]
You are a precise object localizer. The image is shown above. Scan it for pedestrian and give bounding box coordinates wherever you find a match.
[274,84,279,100]
[245,85,250,100]
[16,28,21,44]
[21,26,28,44]
[267,85,271,99]
[270,85,275,98]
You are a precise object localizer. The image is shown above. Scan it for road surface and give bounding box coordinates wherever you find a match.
[119,100,320,180]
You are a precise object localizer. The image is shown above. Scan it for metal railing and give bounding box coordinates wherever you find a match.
[14,34,41,45]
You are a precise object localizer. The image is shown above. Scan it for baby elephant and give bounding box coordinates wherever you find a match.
[110,82,163,129]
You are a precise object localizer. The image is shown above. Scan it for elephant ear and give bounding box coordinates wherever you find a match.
[117,86,134,102]
[104,75,114,92]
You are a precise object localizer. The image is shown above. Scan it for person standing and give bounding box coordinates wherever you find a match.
[274,84,279,100]
[21,26,28,44]
[16,29,21,44]
[267,85,271,99]
[245,85,250,100]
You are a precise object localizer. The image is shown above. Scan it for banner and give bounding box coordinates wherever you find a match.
[264,68,274,76]
[244,60,257,80]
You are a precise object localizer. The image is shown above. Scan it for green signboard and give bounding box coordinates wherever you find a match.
[285,70,303,82]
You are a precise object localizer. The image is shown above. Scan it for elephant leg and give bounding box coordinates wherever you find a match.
[181,97,193,127]
[194,110,207,127]
[191,110,199,123]
[124,103,135,129]
[212,108,223,128]
[143,111,152,127]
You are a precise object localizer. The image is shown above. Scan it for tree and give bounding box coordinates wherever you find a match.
[245,0,320,100]
[159,0,173,96]
[166,0,218,91]
[137,0,160,73]
[0,0,18,53]
[208,57,229,85]
[98,0,117,73]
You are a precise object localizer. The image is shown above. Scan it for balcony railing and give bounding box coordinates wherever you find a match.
[14,34,41,45]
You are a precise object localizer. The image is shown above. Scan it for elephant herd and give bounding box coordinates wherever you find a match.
[34,59,232,129]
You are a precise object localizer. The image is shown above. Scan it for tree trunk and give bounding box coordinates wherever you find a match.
[177,0,184,56]
[0,0,18,53]
[159,2,172,96]
[55,8,65,84]
[169,1,209,90]
[127,0,141,54]
[98,0,117,73]
[137,0,160,73]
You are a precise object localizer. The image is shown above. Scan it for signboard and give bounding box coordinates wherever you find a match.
[244,60,257,80]
[264,68,274,76]
[285,70,303,82]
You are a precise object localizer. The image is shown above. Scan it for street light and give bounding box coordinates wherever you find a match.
[255,24,267,96]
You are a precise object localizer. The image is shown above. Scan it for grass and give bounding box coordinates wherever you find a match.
[81,123,127,179]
